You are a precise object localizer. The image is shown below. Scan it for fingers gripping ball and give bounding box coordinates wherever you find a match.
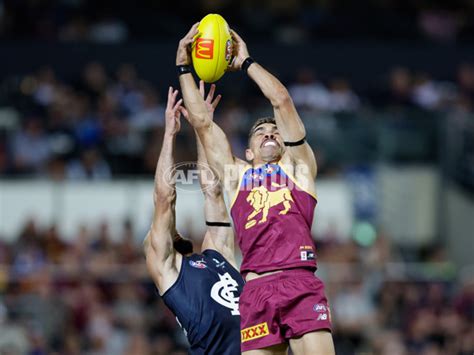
[192,14,232,83]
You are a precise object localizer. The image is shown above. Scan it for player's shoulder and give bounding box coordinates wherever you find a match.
[185,251,227,271]
[281,144,317,176]
[234,157,250,173]
[226,158,251,196]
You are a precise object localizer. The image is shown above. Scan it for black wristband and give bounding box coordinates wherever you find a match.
[206,221,232,227]
[284,137,306,147]
[177,65,191,76]
[241,57,255,73]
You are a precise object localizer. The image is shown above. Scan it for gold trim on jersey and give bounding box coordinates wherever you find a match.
[277,163,318,200]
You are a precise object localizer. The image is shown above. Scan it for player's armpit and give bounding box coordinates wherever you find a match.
[281,141,318,180]
[144,230,181,295]
[202,228,238,269]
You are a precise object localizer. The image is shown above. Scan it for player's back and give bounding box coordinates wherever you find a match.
[161,249,244,355]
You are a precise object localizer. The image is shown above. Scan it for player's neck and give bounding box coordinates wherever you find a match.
[252,159,279,168]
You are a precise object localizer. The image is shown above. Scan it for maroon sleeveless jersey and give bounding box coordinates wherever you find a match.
[230,163,317,276]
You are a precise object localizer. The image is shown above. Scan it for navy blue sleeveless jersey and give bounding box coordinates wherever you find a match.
[161,249,244,355]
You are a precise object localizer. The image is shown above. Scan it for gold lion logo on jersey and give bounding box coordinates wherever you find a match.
[245,184,294,229]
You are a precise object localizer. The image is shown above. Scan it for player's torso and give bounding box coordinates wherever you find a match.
[230,163,318,275]
[161,250,244,355]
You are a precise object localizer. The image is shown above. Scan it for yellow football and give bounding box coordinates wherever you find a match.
[192,14,232,83]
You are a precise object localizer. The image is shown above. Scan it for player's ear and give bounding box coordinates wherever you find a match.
[245,148,254,161]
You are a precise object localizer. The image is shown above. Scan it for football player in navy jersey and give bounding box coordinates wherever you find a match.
[144,82,244,355]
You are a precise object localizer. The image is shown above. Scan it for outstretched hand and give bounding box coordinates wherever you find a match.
[165,86,186,136]
[228,29,250,71]
[176,22,199,66]
[199,80,222,121]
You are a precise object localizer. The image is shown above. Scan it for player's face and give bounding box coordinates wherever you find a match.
[246,123,284,163]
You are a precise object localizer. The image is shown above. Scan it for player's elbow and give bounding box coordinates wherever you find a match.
[194,114,212,130]
[154,189,176,207]
[202,182,223,200]
[272,87,292,108]
[188,107,211,128]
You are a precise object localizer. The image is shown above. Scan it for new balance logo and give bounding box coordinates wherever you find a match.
[317,313,328,321]
[241,322,269,343]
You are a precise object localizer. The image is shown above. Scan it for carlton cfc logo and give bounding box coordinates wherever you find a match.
[195,38,214,59]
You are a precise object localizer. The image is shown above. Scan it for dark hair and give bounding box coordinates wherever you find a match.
[248,117,276,140]
[173,237,193,255]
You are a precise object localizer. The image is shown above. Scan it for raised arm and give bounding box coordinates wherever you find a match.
[190,83,237,267]
[230,30,317,178]
[176,24,243,194]
[197,133,237,267]
[144,87,184,294]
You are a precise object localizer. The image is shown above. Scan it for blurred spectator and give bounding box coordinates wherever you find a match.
[457,63,474,101]
[0,308,30,354]
[0,142,8,175]
[128,85,164,131]
[10,118,50,175]
[89,16,129,43]
[79,62,109,101]
[0,0,472,43]
[411,74,444,110]
[42,224,66,264]
[375,67,414,108]
[59,15,90,42]
[71,94,103,148]
[289,67,330,111]
[111,64,143,115]
[33,67,57,107]
[216,100,250,158]
[1,59,472,179]
[66,148,111,180]
[0,216,470,353]
[333,279,377,351]
[327,78,360,112]
[418,9,461,42]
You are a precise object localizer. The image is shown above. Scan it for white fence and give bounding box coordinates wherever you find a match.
[0,166,442,245]
[0,179,354,242]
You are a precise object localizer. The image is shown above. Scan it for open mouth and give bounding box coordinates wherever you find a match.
[261,139,279,148]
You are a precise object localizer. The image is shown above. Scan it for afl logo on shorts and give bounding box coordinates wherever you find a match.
[195,38,214,59]
[189,259,207,269]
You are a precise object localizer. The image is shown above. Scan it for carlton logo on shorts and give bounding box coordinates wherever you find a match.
[241,322,269,343]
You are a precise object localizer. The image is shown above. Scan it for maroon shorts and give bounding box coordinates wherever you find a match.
[239,268,331,352]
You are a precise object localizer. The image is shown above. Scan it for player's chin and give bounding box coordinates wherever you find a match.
[260,147,282,162]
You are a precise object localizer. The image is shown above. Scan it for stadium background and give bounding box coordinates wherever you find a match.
[0,0,473,354]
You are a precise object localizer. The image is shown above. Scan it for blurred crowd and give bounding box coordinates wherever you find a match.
[1,0,474,43]
[0,218,472,354]
[0,61,473,181]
